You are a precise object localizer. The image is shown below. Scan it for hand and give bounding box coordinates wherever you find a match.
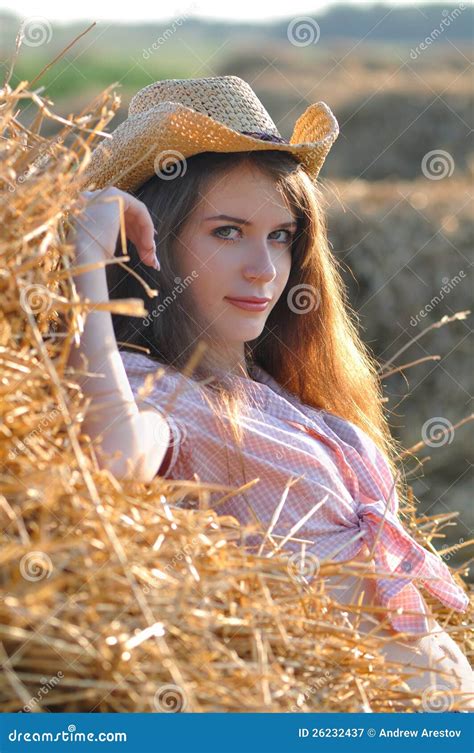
[72,187,160,270]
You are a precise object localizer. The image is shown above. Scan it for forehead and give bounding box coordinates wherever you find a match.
[197,163,294,219]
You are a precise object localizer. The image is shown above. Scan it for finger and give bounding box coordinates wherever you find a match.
[121,196,159,268]
[142,245,160,270]
[137,214,156,255]
[135,219,159,269]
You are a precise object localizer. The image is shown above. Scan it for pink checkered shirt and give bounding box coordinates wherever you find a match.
[121,350,469,634]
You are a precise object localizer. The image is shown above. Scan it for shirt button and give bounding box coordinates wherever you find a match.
[401,561,413,572]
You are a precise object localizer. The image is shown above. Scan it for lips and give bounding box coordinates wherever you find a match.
[225,296,271,312]
[225,297,271,303]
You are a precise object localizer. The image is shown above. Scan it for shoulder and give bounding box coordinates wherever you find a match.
[120,349,172,375]
[120,351,195,477]
[119,350,194,396]
[120,349,221,435]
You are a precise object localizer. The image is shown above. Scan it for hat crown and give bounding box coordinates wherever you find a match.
[128,75,282,138]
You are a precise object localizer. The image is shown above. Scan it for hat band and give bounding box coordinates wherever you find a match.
[240,130,288,144]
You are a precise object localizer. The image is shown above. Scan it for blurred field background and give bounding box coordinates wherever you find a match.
[2,2,472,569]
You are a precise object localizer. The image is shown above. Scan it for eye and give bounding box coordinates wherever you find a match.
[212,226,295,244]
[270,229,294,244]
[212,225,241,242]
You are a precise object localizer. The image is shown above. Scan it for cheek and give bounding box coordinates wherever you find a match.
[188,254,231,310]
[194,242,235,287]
[187,237,225,273]
[277,250,292,288]
[194,273,223,304]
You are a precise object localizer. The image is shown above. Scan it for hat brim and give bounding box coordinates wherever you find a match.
[79,101,339,193]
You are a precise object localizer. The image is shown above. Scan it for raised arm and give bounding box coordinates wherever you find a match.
[66,187,168,483]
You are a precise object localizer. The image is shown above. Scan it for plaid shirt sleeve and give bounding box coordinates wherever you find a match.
[119,350,190,479]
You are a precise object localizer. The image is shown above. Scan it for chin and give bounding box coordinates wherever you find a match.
[219,324,263,343]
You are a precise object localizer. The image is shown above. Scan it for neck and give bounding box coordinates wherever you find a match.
[206,345,250,380]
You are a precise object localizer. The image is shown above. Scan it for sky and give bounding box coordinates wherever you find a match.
[3,0,454,24]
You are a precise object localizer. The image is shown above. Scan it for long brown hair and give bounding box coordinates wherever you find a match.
[106,149,406,500]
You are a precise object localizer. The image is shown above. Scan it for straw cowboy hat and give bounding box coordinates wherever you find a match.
[81,75,339,193]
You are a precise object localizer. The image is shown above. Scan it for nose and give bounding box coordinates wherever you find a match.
[242,242,277,283]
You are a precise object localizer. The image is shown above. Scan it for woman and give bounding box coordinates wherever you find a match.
[68,76,473,705]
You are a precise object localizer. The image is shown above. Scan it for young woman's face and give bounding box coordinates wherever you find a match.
[175,162,296,366]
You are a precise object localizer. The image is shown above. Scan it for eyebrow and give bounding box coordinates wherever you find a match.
[203,214,297,228]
